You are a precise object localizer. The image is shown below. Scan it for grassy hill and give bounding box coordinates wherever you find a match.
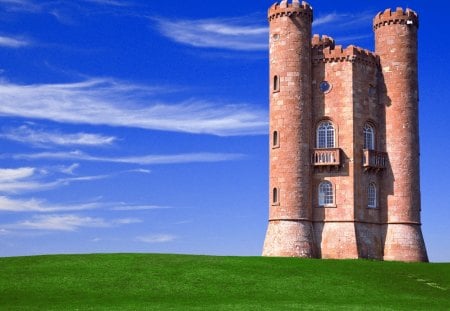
[0,254,448,310]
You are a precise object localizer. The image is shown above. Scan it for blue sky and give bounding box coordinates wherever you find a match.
[0,0,448,262]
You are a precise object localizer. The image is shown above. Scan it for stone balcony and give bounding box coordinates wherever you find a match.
[312,148,341,167]
[363,149,388,171]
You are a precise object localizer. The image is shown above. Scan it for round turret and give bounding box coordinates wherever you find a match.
[263,0,316,258]
[374,7,428,262]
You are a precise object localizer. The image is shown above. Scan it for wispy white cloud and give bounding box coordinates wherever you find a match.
[4,214,142,231]
[0,196,100,212]
[11,150,245,165]
[312,11,374,45]
[0,167,109,194]
[0,194,169,214]
[0,167,35,181]
[126,168,151,174]
[0,35,30,48]
[0,165,153,195]
[58,163,80,175]
[0,78,267,136]
[313,13,345,27]
[112,204,170,211]
[136,234,176,243]
[1,125,117,147]
[113,218,141,225]
[152,16,268,51]
[313,11,373,29]
[81,0,130,6]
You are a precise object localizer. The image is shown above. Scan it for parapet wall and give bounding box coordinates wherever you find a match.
[313,44,379,66]
[268,0,313,21]
[312,34,335,49]
[373,7,419,30]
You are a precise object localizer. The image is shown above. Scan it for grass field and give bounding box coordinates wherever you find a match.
[0,253,448,310]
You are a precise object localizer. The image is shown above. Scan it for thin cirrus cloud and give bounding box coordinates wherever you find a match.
[112,204,170,211]
[0,194,169,213]
[0,166,110,194]
[312,12,374,44]
[81,0,130,6]
[152,16,268,51]
[3,214,141,231]
[0,78,267,136]
[0,35,30,48]
[136,234,176,244]
[1,125,117,147]
[152,11,375,51]
[11,150,245,165]
[0,167,35,181]
[0,196,101,212]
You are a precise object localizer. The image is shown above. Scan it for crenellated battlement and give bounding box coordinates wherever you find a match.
[373,7,418,30]
[268,0,313,22]
[312,34,335,49]
[313,44,379,66]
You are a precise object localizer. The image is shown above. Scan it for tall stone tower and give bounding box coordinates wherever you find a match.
[374,9,428,262]
[262,1,428,262]
[262,0,316,257]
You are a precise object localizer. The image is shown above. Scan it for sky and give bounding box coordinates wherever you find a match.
[0,0,448,262]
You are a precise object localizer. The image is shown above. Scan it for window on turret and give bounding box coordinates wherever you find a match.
[317,121,335,148]
[272,187,279,205]
[364,123,375,150]
[368,183,377,208]
[273,75,280,92]
[272,131,279,148]
[318,181,334,207]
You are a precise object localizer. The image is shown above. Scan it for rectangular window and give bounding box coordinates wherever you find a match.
[272,131,280,148]
[273,75,280,92]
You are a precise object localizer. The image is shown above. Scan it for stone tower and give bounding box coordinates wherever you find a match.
[374,9,428,262]
[262,1,428,262]
[262,0,316,257]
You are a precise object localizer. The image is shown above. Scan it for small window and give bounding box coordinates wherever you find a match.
[273,75,280,92]
[319,81,332,93]
[272,131,279,148]
[317,121,335,148]
[364,123,375,150]
[272,187,279,205]
[368,183,377,208]
[318,181,334,206]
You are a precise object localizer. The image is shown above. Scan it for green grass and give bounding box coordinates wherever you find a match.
[0,254,448,310]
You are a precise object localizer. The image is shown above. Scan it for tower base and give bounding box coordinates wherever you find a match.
[383,224,428,262]
[314,222,360,259]
[262,220,316,258]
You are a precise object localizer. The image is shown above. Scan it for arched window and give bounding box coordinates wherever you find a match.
[272,130,279,148]
[368,183,377,208]
[273,75,280,92]
[318,181,334,206]
[363,123,375,150]
[272,187,279,205]
[317,121,335,148]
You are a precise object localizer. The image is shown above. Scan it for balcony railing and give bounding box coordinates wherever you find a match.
[363,149,387,170]
[313,148,341,166]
